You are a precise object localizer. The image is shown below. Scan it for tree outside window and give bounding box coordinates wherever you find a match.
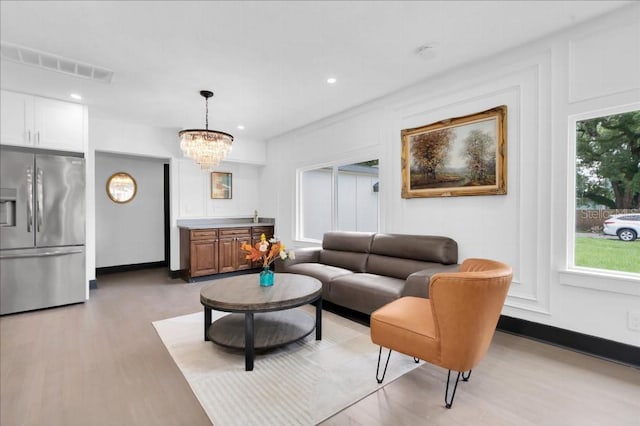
[576,111,640,210]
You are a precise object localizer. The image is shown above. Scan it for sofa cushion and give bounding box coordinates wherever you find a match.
[320,249,369,272]
[274,247,321,273]
[323,231,374,252]
[366,254,435,280]
[370,233,458,265]
[329,273,405,315]
[318,231,374,272]
[285,263,353,299]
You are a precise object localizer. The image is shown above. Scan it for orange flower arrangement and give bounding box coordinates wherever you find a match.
[241,234,294,268]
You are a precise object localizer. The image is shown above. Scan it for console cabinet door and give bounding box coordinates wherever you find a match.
[190,239,218,276]
[218,237,236,274]
[236,238,252,270]
[185,229,218,278]
[219,228,251,273]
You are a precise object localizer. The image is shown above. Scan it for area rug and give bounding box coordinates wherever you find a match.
[152,305,421,425]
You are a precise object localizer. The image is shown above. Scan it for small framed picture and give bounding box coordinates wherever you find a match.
[211,172,232,199]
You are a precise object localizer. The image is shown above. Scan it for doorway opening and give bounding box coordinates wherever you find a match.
[95,152,170,276]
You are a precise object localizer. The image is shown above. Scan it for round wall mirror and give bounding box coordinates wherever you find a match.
[106,172,137,203]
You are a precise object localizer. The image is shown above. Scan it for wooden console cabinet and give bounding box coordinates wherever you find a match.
[180,225,274,281]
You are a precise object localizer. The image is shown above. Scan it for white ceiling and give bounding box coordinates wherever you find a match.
[0,1,632,141]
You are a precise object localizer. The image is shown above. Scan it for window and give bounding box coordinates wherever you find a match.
[299,160,379,242]
[300,166,332,241]
[572,108,640,275]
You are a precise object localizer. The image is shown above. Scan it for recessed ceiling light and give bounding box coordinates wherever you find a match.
[327,77,337,84]
[70,93,82,100]
[237,125,245,130]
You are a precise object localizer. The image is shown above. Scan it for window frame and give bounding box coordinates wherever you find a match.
[562,102,640,295]
[295,158,379,244]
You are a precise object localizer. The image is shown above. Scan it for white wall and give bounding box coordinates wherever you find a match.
[262,4,640,346]
[95,153,165,267]
[176,159,261,219]
[89,117,267,275]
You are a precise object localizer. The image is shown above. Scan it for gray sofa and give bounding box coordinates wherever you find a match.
[275,231,460,314]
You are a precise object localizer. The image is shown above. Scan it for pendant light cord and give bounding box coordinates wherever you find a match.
[205,97,209,131]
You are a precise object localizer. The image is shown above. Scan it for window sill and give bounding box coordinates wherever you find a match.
[559,268,640,296]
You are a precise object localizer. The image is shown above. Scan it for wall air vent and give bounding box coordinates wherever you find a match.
[0,42,114,83]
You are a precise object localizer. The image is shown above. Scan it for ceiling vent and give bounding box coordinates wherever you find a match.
[0,42,114,83]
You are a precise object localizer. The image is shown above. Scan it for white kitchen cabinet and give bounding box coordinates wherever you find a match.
[0,90,85,152]
[0,90,30,146]
[33,96,85,152]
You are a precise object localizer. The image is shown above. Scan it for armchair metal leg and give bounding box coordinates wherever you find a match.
[376,347,392,384]
[462,370,472,381]
[444,370,462,409]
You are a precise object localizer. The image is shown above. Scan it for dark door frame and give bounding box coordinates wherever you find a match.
[163,163,170,268]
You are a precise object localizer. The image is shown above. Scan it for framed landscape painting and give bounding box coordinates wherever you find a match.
[211,172,232,199]
[401,105,507,198]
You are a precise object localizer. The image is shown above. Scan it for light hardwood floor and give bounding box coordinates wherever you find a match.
[1,268,638,426]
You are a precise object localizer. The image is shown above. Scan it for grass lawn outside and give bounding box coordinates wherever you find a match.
[575,236,640,274]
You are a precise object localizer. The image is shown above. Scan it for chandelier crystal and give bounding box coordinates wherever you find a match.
[179,90,233,170]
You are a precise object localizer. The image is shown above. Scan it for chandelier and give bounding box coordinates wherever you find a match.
[179,90,234,170]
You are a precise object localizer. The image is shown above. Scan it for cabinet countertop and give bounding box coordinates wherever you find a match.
[177,218,275,230]
[179,223,269,230]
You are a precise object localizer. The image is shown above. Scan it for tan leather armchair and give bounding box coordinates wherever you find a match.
[370,258,513,408]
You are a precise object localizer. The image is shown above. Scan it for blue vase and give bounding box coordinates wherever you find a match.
[259,267,274,287]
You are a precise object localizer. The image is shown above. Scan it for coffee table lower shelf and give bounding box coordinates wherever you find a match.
[208,310,316,350]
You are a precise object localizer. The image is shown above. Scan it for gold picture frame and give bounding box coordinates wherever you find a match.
[211,172,232,199]
[401,105,507,198]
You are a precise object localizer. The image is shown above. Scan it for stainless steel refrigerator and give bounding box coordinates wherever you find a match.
[0,147,86,315]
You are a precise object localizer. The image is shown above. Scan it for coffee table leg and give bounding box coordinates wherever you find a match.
[245,312,254,371]
[315,297,322,340]
[204,307,212,341]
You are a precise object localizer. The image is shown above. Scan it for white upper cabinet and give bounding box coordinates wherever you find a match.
[1,90,86,152]
[33,97,84,152]
[0,90,30,146]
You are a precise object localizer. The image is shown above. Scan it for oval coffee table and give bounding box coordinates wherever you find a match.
[200,273,322,371]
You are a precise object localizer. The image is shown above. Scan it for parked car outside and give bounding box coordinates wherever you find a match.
[602,214,640,241]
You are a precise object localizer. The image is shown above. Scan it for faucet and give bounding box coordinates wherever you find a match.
[253,209,259,223]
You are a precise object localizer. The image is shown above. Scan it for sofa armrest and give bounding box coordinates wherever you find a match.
[402,264,460,298]
[274,247,322,272]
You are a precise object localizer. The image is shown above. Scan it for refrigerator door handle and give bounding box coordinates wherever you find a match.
[26,166,33,233]
[36,167,43,232]
[0,249,84,259]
